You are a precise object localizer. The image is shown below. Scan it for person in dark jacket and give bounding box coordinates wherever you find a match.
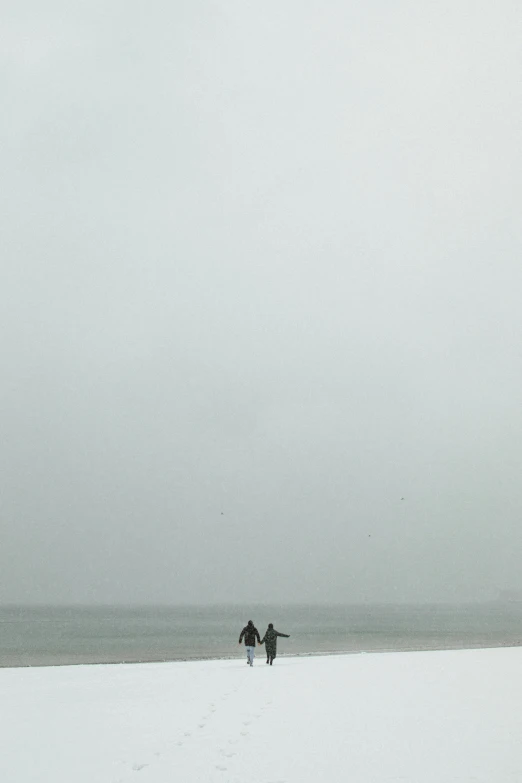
[238,620,261,666]
[260,623,290,665]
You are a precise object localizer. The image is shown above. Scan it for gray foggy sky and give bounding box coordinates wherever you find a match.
[2,0,522,605]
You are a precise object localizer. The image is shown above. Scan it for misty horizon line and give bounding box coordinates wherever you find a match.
[1,599,515,609]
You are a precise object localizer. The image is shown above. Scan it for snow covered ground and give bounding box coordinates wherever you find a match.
[1,647,521,783]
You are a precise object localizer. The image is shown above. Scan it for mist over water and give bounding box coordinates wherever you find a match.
[2,603,521,668]
[2,1,522,610]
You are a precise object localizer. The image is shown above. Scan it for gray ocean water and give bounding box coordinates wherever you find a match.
[1,604,521,668]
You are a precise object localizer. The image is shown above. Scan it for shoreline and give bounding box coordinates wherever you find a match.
[1,638,520,669]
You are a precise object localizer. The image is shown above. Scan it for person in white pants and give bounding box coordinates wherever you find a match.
[238,620,261,666]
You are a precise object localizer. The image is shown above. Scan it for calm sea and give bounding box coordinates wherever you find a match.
[0,604,520,668]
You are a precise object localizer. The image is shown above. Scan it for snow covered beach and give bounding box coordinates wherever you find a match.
[2,647,521,783]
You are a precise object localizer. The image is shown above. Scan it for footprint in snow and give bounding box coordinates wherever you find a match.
[132,763,148,772]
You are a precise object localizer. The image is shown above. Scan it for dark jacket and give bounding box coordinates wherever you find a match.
[260,627,290,655]
[239,621,261,647]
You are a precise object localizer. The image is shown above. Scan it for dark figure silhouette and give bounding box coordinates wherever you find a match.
[238,620,261,666]
[260,623,290,665]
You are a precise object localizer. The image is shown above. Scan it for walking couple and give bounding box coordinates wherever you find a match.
[238,620,290,666]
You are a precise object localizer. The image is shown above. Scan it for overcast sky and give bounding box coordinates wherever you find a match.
[2,0,522,605]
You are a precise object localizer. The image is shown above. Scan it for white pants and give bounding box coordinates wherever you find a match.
[245,646,255,665]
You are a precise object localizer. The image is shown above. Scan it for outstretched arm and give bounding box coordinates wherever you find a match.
[275,631,290,637]
[260,636,265,645]
[256,629,261,644]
